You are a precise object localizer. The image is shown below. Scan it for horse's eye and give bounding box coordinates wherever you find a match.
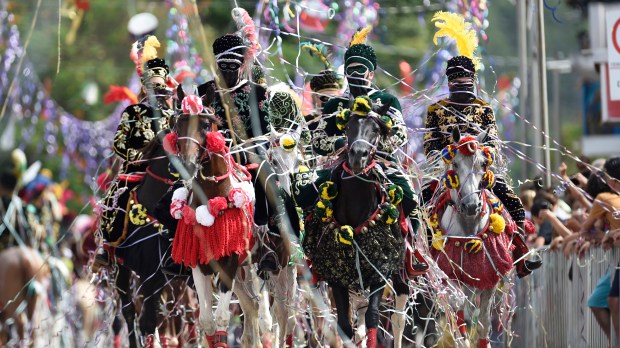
[453,163,459,170]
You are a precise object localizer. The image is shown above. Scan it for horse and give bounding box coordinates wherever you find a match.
[99,124,193,348]
[252,104,307,347]
[428,128,515,347]
[171,108,268,348]
[302,100,408,348]
[0,246,50,347]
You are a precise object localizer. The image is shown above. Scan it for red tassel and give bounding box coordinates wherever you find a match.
[163,132,179,155]
[478,338,490,348]
[457,136,479,156]
[285,334,294,347]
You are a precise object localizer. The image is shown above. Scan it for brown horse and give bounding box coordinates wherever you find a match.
[0,246,49,346]
[171,110,268,348]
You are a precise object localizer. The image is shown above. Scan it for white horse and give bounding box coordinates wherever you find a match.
[429,128,515,347]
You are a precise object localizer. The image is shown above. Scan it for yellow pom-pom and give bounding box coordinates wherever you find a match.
[432,231,445,251]
[488,213,506,234]
[298,165,310,173]
[280,134,297,151]
[320,181,338,201]
[352,96,372,115]
[337,225,354,245]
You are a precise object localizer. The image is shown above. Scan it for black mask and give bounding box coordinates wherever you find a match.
[448,80,475,103]
[347,73,371,97]
[218,61,242,88]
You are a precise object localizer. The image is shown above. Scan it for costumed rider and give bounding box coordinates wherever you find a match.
[197,8,288,274]
[0,149,31,250]
[297,26,429,275]
[422,11,542,278]
[95,35,180,273]
[300,41,343,129]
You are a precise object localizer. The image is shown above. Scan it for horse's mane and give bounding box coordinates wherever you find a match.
[138,136,161,160]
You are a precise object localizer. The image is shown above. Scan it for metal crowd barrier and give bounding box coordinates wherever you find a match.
[511,247,620,348]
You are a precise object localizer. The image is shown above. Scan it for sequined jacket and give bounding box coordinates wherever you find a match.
[200,80,270,143]
[311,90,408,157]
[423,98,499,159]
[113,103,173,173]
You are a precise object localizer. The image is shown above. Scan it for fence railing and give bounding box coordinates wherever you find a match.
[511,247,620,348]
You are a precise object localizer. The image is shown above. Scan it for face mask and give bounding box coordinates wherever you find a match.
[218,61,242,88]
[347,72,371,97]
[448,80,475,103]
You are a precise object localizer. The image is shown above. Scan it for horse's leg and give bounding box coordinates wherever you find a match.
[476,288,495,348]
[116,266,139,348]
[364,284,384,348]
[350,291,368,347]
[331,284,354,344]
[391,276,410,348]
[272,265,297,347]
[192,267,216,343]
[234,265,264,348]
[212,257,239,347]
[138,276,165,347]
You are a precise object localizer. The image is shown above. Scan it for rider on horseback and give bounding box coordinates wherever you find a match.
[308,26,428,273]
[422,54,542,278]
[95,35,177,271]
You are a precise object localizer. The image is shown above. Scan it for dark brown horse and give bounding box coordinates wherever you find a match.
[172,111,267,348]
[104,129,193,348]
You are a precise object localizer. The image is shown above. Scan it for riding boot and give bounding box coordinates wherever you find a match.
[257,250,279,280]
[366,328,377,348]
[93,246,109,269]
[161,255,190,276]
[478,338,490,348]
[405,246,429,278]
[512,223,542,278]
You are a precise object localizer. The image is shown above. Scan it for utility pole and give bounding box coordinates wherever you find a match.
[537,0,552,187]
[517,0,528,180]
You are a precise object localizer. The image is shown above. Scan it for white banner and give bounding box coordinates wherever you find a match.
[606,9,620,100]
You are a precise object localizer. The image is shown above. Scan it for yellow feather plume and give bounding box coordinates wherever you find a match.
[141,36,161,64]
[350,25,372,47]
[431,11,481,68]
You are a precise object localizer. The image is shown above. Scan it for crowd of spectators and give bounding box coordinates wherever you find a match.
[523,156,620,344]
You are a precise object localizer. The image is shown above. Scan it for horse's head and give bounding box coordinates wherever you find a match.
[442,127,496,217]
[343,96,392,173]
[167,95,222,174]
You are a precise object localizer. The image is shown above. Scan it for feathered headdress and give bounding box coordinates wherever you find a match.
[232,7,259,63]
[344,26,376,71]
[140,35,161,65]
[103,86,138,105]
[349,25,372,47]
[301,42,332,70]
[431,11,481,69]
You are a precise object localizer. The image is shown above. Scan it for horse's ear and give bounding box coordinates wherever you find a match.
[452,127,461,144]
[476,128,489,144]
[177,85,185,101]
[374,98,394,116]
